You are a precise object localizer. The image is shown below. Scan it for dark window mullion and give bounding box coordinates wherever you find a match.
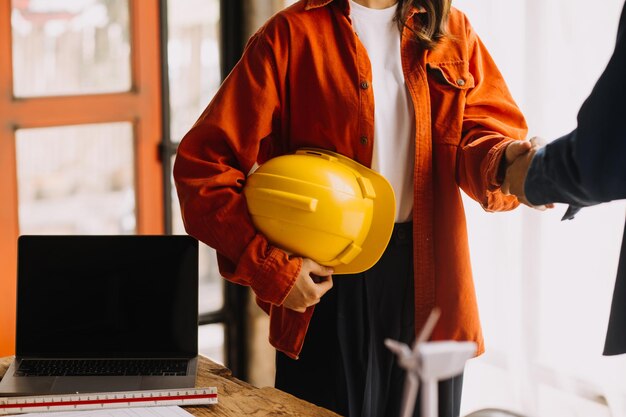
[220,0,248,382]
[159,0,249,381]
[198,310,228,325]
[158,0,173,235]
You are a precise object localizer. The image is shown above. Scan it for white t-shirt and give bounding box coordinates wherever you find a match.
[349,0,415,222]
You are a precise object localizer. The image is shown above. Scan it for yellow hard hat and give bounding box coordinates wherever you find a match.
[243,148,396,274]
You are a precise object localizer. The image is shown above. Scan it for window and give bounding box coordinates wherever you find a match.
[454,0,626,415]
[0,0,163,356]
[16,123,136,235]
[12,0,131,97]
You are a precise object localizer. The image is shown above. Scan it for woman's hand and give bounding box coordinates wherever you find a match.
[503,137,554,210]
[282,258,334,313]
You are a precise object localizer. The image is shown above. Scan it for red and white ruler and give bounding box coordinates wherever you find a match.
[0,387,217,415]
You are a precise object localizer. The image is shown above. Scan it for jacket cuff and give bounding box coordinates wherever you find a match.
[254,247,301,305]
[236,236,301,306]
[485,138,515,191]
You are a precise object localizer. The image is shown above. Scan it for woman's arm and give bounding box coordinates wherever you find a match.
[173,29,300,307]
[456,19,529,211]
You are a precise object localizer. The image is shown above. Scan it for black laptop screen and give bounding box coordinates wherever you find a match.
[16,235,198,358]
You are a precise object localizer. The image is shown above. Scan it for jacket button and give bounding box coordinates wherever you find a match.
[360,136,368,145]
[456,79,466,86]
[360,81,369,89]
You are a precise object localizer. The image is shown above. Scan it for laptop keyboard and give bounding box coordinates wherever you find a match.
[15,359,189,377]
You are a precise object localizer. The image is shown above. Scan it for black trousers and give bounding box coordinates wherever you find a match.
[275,222,463,417]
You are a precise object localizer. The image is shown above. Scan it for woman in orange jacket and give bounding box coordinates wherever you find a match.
[174,0,529,415]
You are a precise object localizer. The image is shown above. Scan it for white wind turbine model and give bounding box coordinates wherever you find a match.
[385,308,477,417]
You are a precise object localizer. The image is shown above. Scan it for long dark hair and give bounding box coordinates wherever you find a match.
[395,0,451,49]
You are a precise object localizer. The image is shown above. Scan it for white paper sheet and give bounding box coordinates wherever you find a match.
[18,406,194,417]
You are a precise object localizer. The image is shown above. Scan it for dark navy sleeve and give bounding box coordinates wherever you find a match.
[524,3,626,211]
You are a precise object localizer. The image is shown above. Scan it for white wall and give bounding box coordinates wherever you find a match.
[454,1,626,415]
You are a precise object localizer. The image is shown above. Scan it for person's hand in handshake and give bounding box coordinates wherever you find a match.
[502,137,554,210]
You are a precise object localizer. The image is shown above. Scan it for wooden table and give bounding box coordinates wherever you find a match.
[0,356,341,417]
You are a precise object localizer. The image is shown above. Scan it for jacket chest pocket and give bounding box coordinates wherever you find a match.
[426,61,474,146]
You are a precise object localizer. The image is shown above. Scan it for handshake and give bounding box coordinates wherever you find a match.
[502,137,553,210]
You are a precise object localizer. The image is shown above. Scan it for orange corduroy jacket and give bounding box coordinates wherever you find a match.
[173,0,528,359]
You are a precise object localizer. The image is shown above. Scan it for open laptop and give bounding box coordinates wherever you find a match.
[0,235,199,396]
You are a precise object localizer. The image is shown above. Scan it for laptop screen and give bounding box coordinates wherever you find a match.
[16,235,198,358]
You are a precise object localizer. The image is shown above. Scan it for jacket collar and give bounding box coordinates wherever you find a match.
[305,0,425,15]
[305,0,334,8]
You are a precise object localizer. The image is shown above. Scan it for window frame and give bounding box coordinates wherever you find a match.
[0,0,250,381]
[0,0,164,355]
